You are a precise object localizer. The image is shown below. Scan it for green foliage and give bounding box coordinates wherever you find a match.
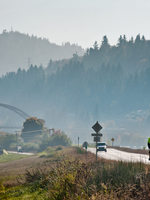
[1,154,150,199]
[22,117,45,143]
[0,181,5,194]
[0,134,16,150]
[76,147,86,154]
[48,132,72,146]
[23,160,90,199]
[93,161,145,189]
[56,146,63,151]
[22,143,39,152]
[9,160,149,199]
[0,153,28,163]
[22,117,45,133]
[40,132,72,151]
[38,146,61,159]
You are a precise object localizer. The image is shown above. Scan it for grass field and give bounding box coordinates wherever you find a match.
[0,147,150,199]
[0,153,29,163]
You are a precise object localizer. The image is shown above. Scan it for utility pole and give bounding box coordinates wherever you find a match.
[15,131,19,147]
[78,136,79,147]
[15,131,21,151]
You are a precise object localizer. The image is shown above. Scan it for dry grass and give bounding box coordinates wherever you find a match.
[0,147,103,187]
[0,147,150,199]
[0,155,46,186]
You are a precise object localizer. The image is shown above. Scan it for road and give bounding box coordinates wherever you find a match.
[8,151,34,156]
[88,148,150,164]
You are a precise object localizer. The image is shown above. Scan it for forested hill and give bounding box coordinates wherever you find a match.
[0,30,84,75]
[1,35,150,146]
[84,35,150,75]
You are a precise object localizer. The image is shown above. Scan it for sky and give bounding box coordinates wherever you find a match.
[0,0,150,48]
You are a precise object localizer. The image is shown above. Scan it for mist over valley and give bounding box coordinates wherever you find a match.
[0,33,150,147]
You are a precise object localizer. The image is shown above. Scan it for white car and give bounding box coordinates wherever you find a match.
[97,142,107,152]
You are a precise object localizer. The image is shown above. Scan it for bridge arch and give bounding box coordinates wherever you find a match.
[0,103,30,119]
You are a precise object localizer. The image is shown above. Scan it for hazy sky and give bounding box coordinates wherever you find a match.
[0,0,150,48]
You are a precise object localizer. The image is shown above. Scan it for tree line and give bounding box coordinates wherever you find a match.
[1,35,150,118]
[0,35,150,146]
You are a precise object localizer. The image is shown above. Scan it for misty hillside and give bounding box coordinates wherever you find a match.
[0,30,84,75]
[0,35,150,146]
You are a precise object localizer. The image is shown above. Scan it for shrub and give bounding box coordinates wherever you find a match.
[21,117,45,143]
[76,147,86,154]
[56,146,63,151]
[0,134,17,150]
[22,159,150,199]
[40,132,72,151]
[22,143,39,152]
[2,151,150,199]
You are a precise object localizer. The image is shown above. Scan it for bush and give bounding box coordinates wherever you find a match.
[22,160,150,200]
[40,132,72,151]
[22,143,39,152]
[56,146,63,151]
[76,147,86,154]
[0,134,17,150]
[21,117,45,143]
[1,150,150,199]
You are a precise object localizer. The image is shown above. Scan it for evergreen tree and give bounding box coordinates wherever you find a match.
[93,41,99,50]
[101,35,109,48]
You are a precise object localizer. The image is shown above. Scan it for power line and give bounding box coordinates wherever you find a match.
[0,126,21,129]
[18,129,47,134]
[17,128,54,134]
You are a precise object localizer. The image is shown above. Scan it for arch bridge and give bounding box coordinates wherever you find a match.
[0,103,30,120]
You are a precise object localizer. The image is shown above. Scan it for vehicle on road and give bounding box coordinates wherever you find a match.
[97,142,107,152]
[17,146,22,152]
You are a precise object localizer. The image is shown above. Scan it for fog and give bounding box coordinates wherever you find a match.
[0,0,150,148]
[0,34,150,148]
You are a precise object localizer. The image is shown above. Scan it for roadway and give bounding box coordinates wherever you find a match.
[8,151,34,156]
[88,148,150,164]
